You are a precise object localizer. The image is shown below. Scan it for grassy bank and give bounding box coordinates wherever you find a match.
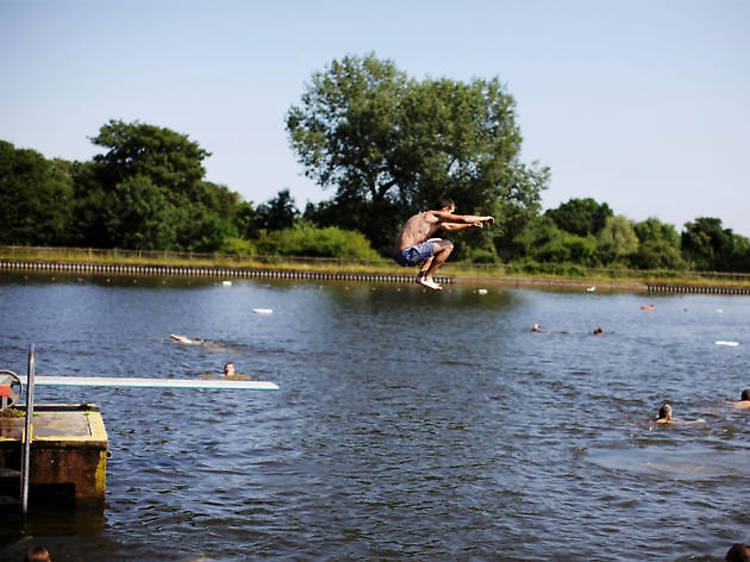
[2,245,750,289]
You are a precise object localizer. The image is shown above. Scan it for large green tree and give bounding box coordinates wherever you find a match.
[86,120,238,251]
[91,119,210,193]
[286,53,548,254]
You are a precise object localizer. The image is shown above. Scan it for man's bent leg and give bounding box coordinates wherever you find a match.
[418,240,453,290]
[417,257,433,279]
[417,238,442,279]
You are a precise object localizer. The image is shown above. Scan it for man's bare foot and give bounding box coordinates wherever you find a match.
[417,276,442,291]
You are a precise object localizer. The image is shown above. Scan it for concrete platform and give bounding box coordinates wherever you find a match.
[0,403,108,505]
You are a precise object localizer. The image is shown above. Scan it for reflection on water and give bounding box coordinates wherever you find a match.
[0,272,748,560]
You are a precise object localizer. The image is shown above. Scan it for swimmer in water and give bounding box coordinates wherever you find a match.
[171,334,199,345]
[655,403,706,425]
[532,323,544,332]
[593,325,603,335]
[725,543,750,562]
[223,362,255,381]
[728,389,750,409]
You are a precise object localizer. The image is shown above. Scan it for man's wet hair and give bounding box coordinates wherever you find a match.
[741,389,750,401]
[658,403,672,419]
[434,196,455,210]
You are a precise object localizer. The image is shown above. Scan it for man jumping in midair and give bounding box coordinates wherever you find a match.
[393,196,494,291]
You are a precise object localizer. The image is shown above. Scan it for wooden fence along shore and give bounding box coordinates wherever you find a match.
[645,283,750,295]
[0,260,452,285]
[3,260,750,294]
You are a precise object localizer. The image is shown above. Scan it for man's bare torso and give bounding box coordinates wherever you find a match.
[394,212,441,252]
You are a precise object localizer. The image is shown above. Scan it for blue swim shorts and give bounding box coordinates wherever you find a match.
[393,242,436,267]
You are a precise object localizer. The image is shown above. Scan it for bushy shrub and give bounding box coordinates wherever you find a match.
[256,223,380,259]
[470,248,499,264]
[505,259,586,277]
[220,236,257,256]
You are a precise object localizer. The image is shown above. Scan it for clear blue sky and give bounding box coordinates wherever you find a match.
[2,0,748,236]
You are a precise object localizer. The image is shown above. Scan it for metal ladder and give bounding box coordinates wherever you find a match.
[0,344,36,516]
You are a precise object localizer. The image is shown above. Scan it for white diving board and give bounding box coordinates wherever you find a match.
[34,376,279,391]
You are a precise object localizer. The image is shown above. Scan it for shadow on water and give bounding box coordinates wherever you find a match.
[0,503,108,560]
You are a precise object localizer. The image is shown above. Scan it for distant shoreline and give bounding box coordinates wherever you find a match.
[3,258,750,295]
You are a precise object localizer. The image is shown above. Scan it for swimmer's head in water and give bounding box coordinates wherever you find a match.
[741,389,750,401]
[658,403,672,420]
[725,543,750,562]
[223,362,235,376]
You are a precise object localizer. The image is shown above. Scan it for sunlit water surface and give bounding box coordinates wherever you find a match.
[0,273,748,561]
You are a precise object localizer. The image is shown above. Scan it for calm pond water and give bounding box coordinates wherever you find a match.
[0,272,748,561]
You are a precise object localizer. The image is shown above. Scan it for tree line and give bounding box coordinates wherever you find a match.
[1,53,748,272]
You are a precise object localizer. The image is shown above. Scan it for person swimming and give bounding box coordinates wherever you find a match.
[223,362,255,381]
[725,543,750,562]
[170,334,200,345]
[656,402,706,425]
[729,388,750,409]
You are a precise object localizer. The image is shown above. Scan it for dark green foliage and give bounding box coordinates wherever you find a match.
[0,141,74,246]
[255,223,380,259]
[596,215,639,264]
[545,197,613,237]
[235,201,259,240]
[513,216,598,266]
[220,236,257,256]
[630,217,686,270]
[630,240,687,270]
[255,189,300,232]
[90,119,210,193]
[104,174,177,250]
[86,120,239,251]
[682,217,750,272]
[303,195,401,255]
[634,217,680,247]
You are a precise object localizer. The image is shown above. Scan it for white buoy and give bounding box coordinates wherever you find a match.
[222,280,232,287]
[477,288,488,295]
[252,308,273,315]
[715,341,739,347]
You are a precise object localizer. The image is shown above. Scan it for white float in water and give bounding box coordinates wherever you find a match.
[222,280,232,287]
[715,341,739,347]
[477,288,488,295]
[252,308,273,315]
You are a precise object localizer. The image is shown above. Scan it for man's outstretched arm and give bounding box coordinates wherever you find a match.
[432,210,494,225]
[440,222,485,232]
